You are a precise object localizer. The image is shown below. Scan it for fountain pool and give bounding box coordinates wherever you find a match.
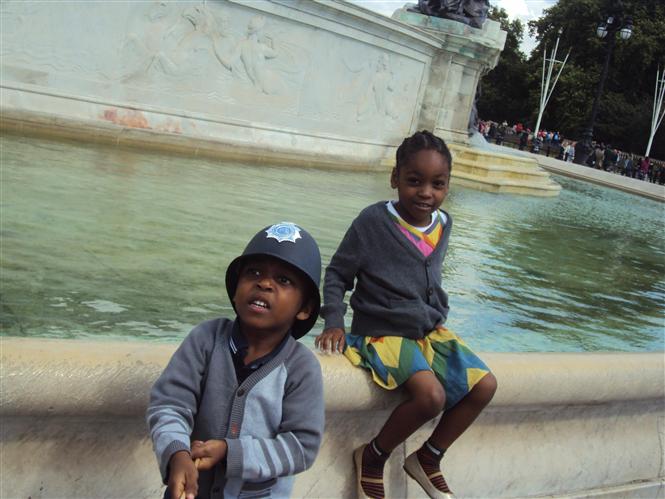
[1,134,663,352]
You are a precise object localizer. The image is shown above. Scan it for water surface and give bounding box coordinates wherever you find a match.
[1,134,663,351]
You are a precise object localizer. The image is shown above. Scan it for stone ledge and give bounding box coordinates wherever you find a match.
[1,337,663,498]
[0,106,393,172]
[526,150,665,203]
[2,337,663,416]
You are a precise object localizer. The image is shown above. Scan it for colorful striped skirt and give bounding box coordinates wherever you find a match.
[344,326,490,409]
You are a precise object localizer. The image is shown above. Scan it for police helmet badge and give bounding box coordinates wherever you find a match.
[265,222,302,243]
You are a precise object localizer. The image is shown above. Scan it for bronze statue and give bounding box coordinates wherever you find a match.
[416,0,490,29]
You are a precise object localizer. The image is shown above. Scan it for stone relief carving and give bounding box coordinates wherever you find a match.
[120,3,302,96]
[355,54,399,122]
[215,16,285,95]
[120,3,183,79]
[297,38,415,130]
[414,0,490,29]
[121,2,230,81]
[1,0,420,133]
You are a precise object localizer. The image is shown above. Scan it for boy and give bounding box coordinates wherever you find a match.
[147,222,325,499]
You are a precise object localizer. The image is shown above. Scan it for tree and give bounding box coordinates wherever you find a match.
[528,0,665,157]
[476,7,531,125]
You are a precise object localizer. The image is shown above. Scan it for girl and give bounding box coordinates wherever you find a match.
[315,130,497,499]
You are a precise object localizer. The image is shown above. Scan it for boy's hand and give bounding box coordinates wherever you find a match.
[168,450,198,499]
[315,327,346,354]
[191,439,228,471]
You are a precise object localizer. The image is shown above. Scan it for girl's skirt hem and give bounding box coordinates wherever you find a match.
[344,326,490,409]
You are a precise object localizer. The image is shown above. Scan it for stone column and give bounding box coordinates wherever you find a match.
[392,8,506,144]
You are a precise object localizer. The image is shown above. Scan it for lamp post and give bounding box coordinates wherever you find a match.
[574,2,633,165]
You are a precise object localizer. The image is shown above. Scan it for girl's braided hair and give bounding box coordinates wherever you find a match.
[395,130,452,172]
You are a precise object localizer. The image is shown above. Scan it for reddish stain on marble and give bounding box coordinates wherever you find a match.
[101,108,150,129]
[154,118,182,134]
[101,107,183,134]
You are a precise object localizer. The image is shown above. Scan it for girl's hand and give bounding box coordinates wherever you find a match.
[315,327,346,354]
[190,439,228,471]
[168,451,198,499]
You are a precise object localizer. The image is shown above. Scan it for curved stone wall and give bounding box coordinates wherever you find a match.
[0,0,505,167]
[2,338,663,498]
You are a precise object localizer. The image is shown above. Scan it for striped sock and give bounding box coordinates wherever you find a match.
[416,440,452,494]
[359,439,389,498]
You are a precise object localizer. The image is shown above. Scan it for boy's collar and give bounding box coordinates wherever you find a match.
[229,320,248,356]
[230,319,291,358]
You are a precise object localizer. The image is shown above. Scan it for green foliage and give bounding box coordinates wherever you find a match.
[476,7,531,125]
[478,0,665,158]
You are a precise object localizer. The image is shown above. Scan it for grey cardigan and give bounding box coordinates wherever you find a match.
[147,318,324,499]
[321,201,452,339]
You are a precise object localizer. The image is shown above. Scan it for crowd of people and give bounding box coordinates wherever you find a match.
[478,120,566,155]
[584,144,665,184]
[477,120,665,185]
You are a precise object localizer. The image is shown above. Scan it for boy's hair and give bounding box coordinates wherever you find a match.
[225,222,321,339]
[396,130,452,173]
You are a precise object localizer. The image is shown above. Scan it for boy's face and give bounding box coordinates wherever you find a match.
[233,255,312,338]
[391,149,450,227]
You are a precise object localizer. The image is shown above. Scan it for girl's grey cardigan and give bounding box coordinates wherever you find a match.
[147,318,324,499]
[321,201,452,339]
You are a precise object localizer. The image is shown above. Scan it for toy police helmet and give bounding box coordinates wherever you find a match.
[225,222,321,339]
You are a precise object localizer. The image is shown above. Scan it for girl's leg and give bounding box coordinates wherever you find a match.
[357,370,445,498]
[376,370,446,451]
[405,373,497,498]
[429,372,498,449]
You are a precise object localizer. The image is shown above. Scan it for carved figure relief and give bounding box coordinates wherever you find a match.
[121,3,181,79]
[216,16,285,95]
[356,54,398,121]
[2,0,425,135]
[209,11,242,72]
[120,4,302,98]
[121,2,221,81]
[241,17,279,93]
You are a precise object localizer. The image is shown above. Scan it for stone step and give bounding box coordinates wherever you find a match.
[452,169,561,196]
[452,159,550,182]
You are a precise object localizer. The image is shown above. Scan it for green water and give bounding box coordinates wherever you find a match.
[1,134,664,352]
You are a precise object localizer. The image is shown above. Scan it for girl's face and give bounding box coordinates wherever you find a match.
[391,149,450,227]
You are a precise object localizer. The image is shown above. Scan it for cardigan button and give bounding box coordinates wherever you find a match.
[425,261,431,267]
[237,388,245,397]
[427,287,434,296]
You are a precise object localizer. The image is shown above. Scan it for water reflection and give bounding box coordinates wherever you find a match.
[445,178,665,351]
[1,134,663,352]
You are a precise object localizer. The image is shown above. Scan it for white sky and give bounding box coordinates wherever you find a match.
[348,0,558,55]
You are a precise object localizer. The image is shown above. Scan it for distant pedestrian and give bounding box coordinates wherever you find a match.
[623,154,633,178]
[603,146,618,172]
[564,141,575,163]
[519,130,528,150]
[594,145,605,170]
[640,157,650,180]
[495,123,505,145]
